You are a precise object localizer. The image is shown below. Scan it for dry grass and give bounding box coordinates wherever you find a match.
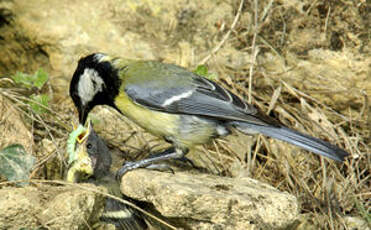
[192,0,370,229]
[0,76,72,179]
[203,81,370,228]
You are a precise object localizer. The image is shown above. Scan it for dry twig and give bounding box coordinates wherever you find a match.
[198,0,245,65]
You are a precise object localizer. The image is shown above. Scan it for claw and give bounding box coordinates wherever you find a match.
[115,160,176,181]
[176,156,197,168]
[116,147,185,181]
[116,161,138,181]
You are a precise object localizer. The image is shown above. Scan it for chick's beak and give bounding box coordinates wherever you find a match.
[66,129,94,183]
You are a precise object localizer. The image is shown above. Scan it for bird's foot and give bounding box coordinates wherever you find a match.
[116,161,140,181]
[116,161,174,181]
[175,156,197,168]
[116,147,186,181]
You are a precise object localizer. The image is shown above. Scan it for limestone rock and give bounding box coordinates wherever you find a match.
[0,94,33,154]
[0,184,104,229]
[344,216,370,230]
[0,186,41,229]
[121,170,299,229]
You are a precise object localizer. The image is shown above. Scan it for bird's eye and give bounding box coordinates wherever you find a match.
[87,143,92,149]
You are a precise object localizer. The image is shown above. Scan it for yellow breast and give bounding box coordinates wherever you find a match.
[114,92,178,138]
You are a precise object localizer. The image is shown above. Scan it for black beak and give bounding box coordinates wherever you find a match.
[78,105,88,125]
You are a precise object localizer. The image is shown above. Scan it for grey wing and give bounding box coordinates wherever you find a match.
[125,74,279,126]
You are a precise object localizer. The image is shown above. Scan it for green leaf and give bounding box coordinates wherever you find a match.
[194,65,209,77]
[0,144,36,185]
[12,72,33,89]
[33,68,48,89]
[193,65,218,80]
[10,69,48,89]
[28,94,50,114]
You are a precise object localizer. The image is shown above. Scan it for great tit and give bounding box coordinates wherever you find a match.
[66,123,148,230]
[69,53,349,179]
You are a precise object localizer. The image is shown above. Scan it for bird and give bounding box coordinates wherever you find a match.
[66,122,148,230]
[69,53,349,179]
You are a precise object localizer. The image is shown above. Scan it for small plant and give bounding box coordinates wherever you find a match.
[29,94,50,114]
[10,68,50,114]
[194,65,218,80]
[12,68,48,90]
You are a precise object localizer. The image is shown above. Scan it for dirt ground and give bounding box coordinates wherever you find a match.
[0,0,370,229]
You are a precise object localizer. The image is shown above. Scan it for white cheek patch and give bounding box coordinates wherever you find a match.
[77,68,105,106]
[162,90,193,107]
[94,53,106,62]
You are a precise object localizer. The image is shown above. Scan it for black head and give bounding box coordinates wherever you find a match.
[69,53,120,125]
[85,124,112,178]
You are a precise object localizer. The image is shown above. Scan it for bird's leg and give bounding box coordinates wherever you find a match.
[145,163,175,174]
[148,148,196,168]
[116,147,186,180]
[174,156,197,168]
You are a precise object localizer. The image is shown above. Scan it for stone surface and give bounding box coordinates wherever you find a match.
[0,94,33,154]
[121,169,299,229]
[0,184,104,229]
[343,216,370,230]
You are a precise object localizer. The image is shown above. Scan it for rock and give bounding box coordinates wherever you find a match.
[0,94,33,154]
[121,170,299,229]
[0,184,104,229]
[0,186,42,229]
[259,48,370,113]
[344,216,370,230]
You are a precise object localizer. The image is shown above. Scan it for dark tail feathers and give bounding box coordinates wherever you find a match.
[230,121,349,162]
[101,197,148,230]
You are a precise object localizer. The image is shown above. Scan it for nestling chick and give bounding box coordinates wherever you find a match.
[66,123,148,230]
